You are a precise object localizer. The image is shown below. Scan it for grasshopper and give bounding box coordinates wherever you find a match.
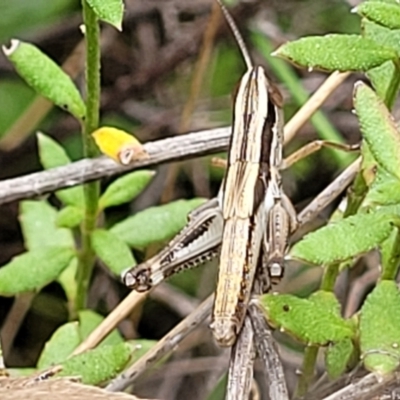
[122,0,357,346]
[123,0,288,347]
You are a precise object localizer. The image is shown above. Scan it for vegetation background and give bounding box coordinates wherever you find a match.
[1,0,399,399]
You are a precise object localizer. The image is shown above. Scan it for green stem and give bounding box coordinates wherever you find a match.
[320,263,339,292]
[381,228,400,280]
[295,345,319,398]
[293,265,337,397]
[343,169,368,218]
[75,0,100,311]
[384,60,400,110]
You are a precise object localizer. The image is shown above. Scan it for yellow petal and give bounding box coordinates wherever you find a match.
[92,127,149,165]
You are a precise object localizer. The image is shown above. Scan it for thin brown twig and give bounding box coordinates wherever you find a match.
[297,157,361,228]
[149,283,198,318]
[1,292,36,360]
[248,302,289,400]
[226,315,255,400]
[322,371,400,400]
[105,294,214,392]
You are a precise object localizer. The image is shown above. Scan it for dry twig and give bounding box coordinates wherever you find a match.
[0,127,230,205]
[106,294,214,392]
[226,316,255,400]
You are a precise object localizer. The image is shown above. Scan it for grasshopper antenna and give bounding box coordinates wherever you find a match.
[215,0,253,70]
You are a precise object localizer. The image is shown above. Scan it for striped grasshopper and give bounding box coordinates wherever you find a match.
[122,1,357,346]
[123,0,294,347]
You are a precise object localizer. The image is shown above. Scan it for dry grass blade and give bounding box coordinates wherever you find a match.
[284,71,351,145]
[72,291,147,356]
[106,294,214,392]
[0,376,154,400]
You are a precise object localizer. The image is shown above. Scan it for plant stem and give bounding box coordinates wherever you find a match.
[294,345,318,398]
[296,262,338,395]
[381,228,400,280]
[75,0,100,311]
[320,263,339,292]
[343,168,368,218]
[383,60,400,110]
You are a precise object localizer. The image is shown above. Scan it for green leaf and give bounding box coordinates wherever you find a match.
[274,34,397,72]
[110,198,206,249]
[79,310,123,346]
[380,227,400,279]
[363,20,400,101]
[58,342,135,385]
[354,82,400,180]
[2,40,85,119]
[325,338,354,379]
[19,200,74,250]
[86,0,124,30]
[355,2,400,30]
[37,132,71,167]
[261,291,355,345]
[37,133,84,207]
[364,167,400,206]
[360,280,400,373]
[99,170,155,210]
[0,246,75,296]
[58,257,78,307]
[290,210,396,265]
[37,321,81,369]
[56,206,84,228]
[92,229,136,275]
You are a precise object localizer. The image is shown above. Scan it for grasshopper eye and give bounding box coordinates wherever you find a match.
[122,269,137,288]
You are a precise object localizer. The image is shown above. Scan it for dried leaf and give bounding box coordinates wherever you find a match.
[92,127,149,165]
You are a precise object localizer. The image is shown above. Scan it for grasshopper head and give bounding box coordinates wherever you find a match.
[121,267,152,292]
